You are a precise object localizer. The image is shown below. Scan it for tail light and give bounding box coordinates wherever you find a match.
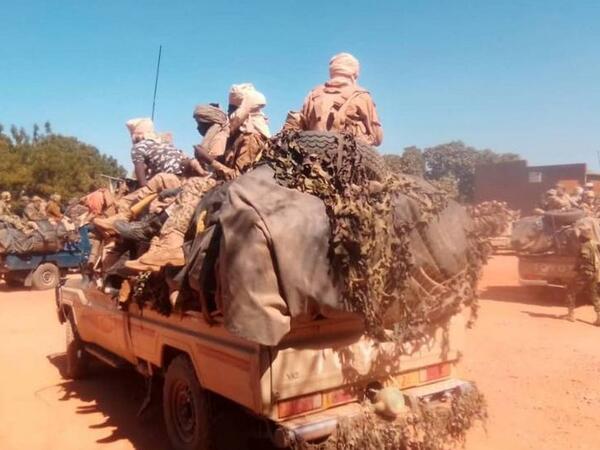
[277,393,322,419]
[422,362,451,382]
[323,387,356,408]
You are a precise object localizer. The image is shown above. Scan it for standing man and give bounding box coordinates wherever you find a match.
[566,226,600,325]
[300,52,383,146]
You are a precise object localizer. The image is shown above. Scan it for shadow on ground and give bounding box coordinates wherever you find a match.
[47,353,277,450]
[47,353,169,450]
[480,285,570,307]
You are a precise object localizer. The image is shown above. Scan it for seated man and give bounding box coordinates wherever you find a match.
[46,194,63,220]
[299,52,383,146]
[24,196,47,221]
[125,104,231,270]
[126,86,270,271]
[94,120,200,232]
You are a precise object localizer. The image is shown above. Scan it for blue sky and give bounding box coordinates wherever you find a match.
[1,0,599,172]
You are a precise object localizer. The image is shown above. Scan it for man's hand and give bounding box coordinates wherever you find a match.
[212,161,235,181]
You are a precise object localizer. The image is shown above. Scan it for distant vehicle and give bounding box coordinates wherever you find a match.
[0,225,91,290]
[518,253,576,288]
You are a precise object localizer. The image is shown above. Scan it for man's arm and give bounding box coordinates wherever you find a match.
[134,162,147,187]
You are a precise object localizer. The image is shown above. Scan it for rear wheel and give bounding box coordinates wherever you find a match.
[163,355,210,450]
[31,263,59,290]
[65,319,88,379]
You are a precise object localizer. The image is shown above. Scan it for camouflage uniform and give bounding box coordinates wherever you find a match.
[0,195,26,230]
[566,232,600,325]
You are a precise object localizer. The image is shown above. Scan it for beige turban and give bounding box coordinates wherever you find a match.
[229,83,255,107]
[193,104,228,126]
[125,117,155,138]
[329,52,360,80]
[229,83,267,108]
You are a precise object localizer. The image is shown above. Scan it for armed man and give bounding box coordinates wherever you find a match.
[299,52,383,146]
[566,225,600,325]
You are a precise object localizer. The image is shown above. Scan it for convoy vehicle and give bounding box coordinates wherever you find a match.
[1,225,90,290]
[56,277,474,449]
[518,253,576,288]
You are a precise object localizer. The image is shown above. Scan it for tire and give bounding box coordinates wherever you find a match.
[31,262,59,290]
[293,131,388,181]
[163,355,210,450]
[542,209,585,227]
[65,319,88,379]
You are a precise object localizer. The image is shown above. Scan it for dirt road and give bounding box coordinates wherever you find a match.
[0,256,599,449]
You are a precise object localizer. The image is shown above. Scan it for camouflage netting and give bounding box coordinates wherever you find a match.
[295,385,487,450]
[263,130,485,341]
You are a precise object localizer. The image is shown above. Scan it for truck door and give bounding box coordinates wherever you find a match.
[76,287,135,361]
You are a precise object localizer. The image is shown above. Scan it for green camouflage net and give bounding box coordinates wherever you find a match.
[295,385,487,450]
[263,130,473,341]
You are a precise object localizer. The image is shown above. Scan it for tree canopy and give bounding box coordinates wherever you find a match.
[384,141,520,202]
[0,123,126,200]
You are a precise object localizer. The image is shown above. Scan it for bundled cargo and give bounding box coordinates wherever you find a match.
[131,131,487,345]
[0,220,79,255]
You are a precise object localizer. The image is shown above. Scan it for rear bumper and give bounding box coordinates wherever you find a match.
[272,378,474,447]
[519,278,566,288]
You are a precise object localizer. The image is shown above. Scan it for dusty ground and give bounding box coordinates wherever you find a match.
[0,255,599,449]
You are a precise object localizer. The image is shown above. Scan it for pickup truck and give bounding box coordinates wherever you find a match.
[1,225,90,290]
[55,277,479,449]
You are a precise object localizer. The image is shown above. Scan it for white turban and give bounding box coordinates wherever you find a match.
[125,117,155,137]
[228,83,267,108]
[329,52,360,80]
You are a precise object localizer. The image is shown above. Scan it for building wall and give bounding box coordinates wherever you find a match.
[474,161,587,214]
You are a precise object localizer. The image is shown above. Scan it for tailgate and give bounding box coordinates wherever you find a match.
[518,254,576,285]
[267,313,465,419]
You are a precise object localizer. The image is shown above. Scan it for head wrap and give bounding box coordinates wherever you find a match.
[546,189,557,196]
[125,118,155,139]
[50,194,61,202]
[1,191,11,201]
[32,195,42,202]
[579,226,593,240]
[229,83,255,107]
[193,104,228,126]
[329,52,360,80]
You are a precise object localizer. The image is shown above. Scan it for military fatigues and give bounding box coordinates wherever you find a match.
[131,138,188,180]
[566,239,600,322]
[23,203,46,221]
[159,124,228,235]
[0,200,25,230]
[301,79,383,146]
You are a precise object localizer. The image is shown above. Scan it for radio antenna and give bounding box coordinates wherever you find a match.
[151,45,162,121]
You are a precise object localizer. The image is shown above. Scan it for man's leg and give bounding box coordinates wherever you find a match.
[125,176,216,271]
[95,173,181,232]
[565,283,577,322]
[592,281,600,326]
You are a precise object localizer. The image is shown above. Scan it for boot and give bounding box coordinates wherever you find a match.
[566,310,575,322]
[594,313,600,327]
[125,231,185,271]
[94,211,131,233]
[113,212,166,242]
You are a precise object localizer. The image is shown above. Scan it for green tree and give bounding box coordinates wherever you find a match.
[384,141,520,202]
[0,122,126,200]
